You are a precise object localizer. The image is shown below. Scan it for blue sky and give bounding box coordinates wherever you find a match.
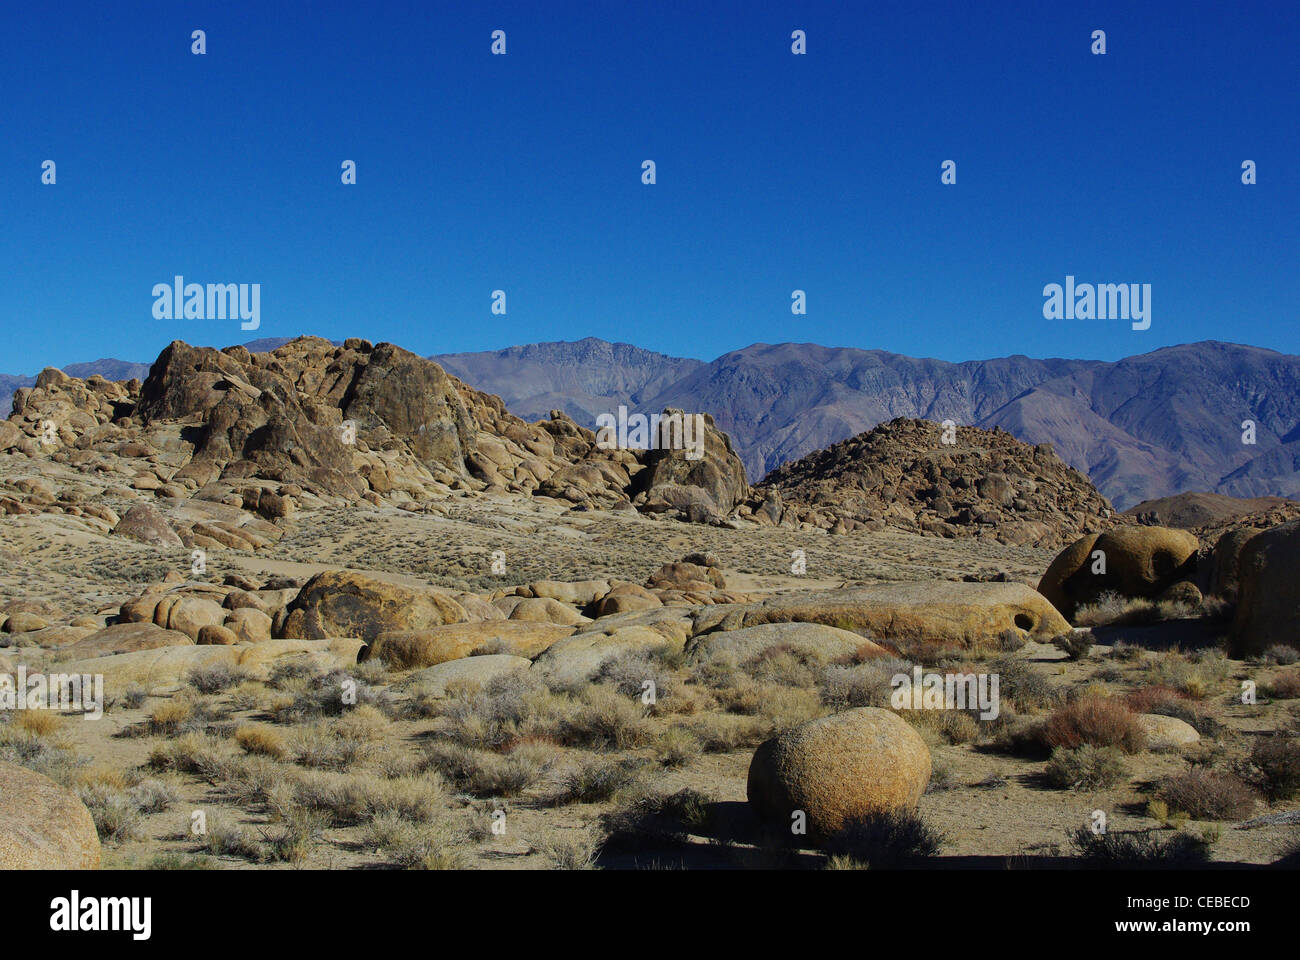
[1,0,1296,373]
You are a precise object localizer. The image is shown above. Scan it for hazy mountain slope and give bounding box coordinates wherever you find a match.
[433,337,704,424]
[432,338,1300,509]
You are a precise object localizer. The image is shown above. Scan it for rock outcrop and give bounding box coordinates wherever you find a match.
[751,418,1113,546]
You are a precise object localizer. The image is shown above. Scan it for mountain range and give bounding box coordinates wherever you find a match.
[433,338,1300,509]
[5,338,1298,510]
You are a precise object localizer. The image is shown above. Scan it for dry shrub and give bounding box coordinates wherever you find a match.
[11,711,63,737]
[1264,671,1300,700]
[1154,769,1257,821]
[1044,745,1128,790]
[1038,694,1146,754]
[147,699,193,735]
[234,724,287,759]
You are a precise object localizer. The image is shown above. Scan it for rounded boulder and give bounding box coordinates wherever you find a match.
[747,707,931,840]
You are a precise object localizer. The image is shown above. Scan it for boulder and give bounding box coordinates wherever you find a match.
[747,707,931,840]
[61,621,193,658]
[1,612,49,634]
[157,595,226,641]
[686,622,885,666]
[223,607,273,643]
[197,624,240,646]
[1136,714,1200,751]
[113,503,184,548]
[1038,526,1199,620]
[1208,527,1262,600]
[0,761,102,869]
[531,625,681,687]
[58,638,365,693]
[363,621,575,668]
[507,597,589,626]
[396,655,532,699]
[527,579,610,606]
[693,582,1068,650]
[1232,519,1300,657]
[279,570,468,643]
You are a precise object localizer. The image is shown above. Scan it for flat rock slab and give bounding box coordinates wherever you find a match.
[691,581,1069,648]
[397,654,532,698]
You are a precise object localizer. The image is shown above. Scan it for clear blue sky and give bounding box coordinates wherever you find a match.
[1,0,1295,374]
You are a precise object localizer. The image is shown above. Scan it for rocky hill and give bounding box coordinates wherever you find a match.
[0,337,750,532]
[748,418,1114,548]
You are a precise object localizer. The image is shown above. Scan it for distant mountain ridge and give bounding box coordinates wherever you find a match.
[433,339,1300,510]
[5,337,1297,510]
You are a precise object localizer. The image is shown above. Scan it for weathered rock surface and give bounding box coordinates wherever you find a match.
[0,761,102,870]
[747,708,931,840]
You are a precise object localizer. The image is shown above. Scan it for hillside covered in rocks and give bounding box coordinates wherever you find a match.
[751,418,1114,548]
[0,337,750,536]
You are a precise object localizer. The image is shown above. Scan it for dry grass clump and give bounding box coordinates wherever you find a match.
[823,810,946,868]
[599,787,716,851]
[1260,645,1300,666]
[195,815,263,861]
[547,755,645,806]
[560,686,654,749]
[1264,670,1300,700]
[187,662,249,694]
[234,723,287,759]
[8,710,64,737]
[1147,649,1233,700]
[987,656,1060,713]
[1051,630,1094,661]
[435,671,570,748]
[899,707,982,746]
[1069,826,1210,866]
[818,657,911,710]
[76,783,144,842]
[1043,745,1128,790]
[362,812,468,870]
[680,712,772,753]
[594,647,683,702]
[654,726,702,767]
[534,831,603,870]
[267,665,386,722]
[291,722,376,770]
[421,740,552,798]
[1153,769,1257,821]
[1236,736,1300,801]
[146,732,227,776]
[261,808,326,864]
[1038,693,1146,754]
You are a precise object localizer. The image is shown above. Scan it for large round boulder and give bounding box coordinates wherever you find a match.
[0,761,101,869]
[1232,519,1300,657]
[747,707,931,840]
[278,570,468,643]
[1037,526,1199,620]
